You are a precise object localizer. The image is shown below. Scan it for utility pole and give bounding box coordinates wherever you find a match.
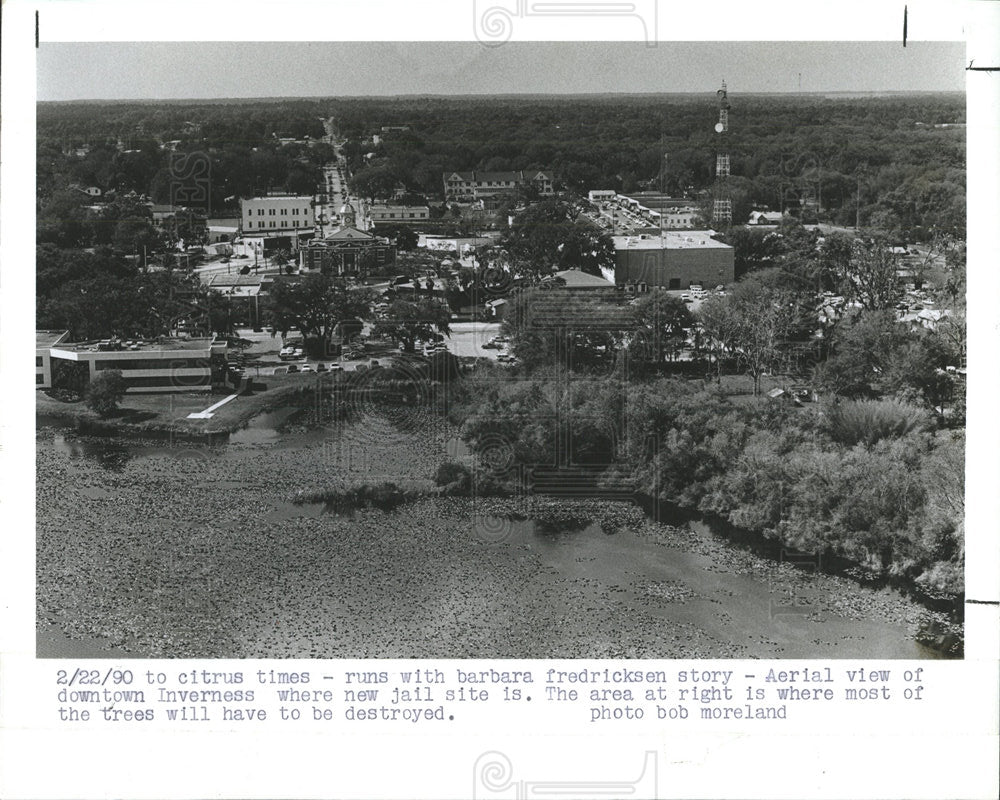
[856,171,862,230]
[659,134,667,238]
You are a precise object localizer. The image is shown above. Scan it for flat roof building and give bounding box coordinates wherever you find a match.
[369,204,431,224]
[615,193,700,229]
[240,195,316,237]
[36,330,70,388]
[588,190,617,203]
[613,232,735,290]
[46,337,227,394]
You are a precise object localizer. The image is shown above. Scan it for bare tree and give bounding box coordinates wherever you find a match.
[840,239,903,311]
[699,279,796,396]
[697,295,740,383]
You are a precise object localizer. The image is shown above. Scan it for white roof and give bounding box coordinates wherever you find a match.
[612,231,732,251]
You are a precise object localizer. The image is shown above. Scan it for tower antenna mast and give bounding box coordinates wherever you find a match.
[712,80,732,228]
[659,133,667,238]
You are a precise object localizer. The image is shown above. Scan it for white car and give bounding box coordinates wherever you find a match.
[279,345,297,360]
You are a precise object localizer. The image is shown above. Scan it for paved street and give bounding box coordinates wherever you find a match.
[235,321,505,376]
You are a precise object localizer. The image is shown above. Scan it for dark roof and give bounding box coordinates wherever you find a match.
[207,274,265,288]
[475,171,523,182]
[36,330,70,348]
[515,289,636,331]
[552,269,615,289]
[322,226,375,242]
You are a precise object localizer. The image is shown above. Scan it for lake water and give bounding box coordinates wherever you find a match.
[35,415,955,659]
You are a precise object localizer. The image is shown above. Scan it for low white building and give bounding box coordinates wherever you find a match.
[748,210,785,225]
[36,330,70,388]
[46,337,227,393]
[588,190,617,203]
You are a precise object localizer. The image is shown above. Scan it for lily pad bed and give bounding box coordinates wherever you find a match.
[36,412,957,658]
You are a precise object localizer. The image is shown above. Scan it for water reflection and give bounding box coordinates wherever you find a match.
[40,428,223,471]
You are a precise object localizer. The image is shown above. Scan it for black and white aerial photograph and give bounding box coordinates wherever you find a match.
[35,36,967,660]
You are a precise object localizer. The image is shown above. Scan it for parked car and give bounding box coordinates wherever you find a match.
[286,364,299,373]
[369,360,381,369]
[315,363,327,372]
[300,364,314,373]
[279,345,297,360]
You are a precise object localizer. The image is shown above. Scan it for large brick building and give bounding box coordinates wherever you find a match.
[613,232,735,290]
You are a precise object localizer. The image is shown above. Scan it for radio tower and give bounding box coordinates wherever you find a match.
[712,80,732,227]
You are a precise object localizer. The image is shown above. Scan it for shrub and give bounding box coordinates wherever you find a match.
[825,398,930,447]
[85,370,126,418]
[434,461,471,492]
[293,481,416,511]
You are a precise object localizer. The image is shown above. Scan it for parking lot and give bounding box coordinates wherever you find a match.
[233,321,507,377]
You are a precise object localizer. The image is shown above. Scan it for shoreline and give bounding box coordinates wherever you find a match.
[36,381,307,437]
[36,414,961,659]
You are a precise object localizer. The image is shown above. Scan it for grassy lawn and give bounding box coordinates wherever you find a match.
[35,376,309,435]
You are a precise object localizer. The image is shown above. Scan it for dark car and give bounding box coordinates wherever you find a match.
[315,363,328,372]
[286,364,299,373]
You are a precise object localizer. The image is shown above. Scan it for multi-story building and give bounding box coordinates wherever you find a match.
[613,232,735,290]
[369,204,431,224]
[36,330,70,388]
[43,336,227,394]
[300,226,396,277]
[442,170,555,202]
[240,195,316,235]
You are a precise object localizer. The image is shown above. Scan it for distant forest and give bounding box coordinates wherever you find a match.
[38,92,965,241]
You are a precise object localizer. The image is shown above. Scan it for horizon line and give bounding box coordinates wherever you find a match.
[39,89,967,104]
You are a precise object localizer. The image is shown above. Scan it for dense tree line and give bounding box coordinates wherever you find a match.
[450,366,963,597]
[36,244,236,340]
[38,100,332,221]
[330,93,964,240]
[39,93,964,241]
[448,220,966,597]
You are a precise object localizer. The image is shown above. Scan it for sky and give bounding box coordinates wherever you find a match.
[36,41,966,101]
